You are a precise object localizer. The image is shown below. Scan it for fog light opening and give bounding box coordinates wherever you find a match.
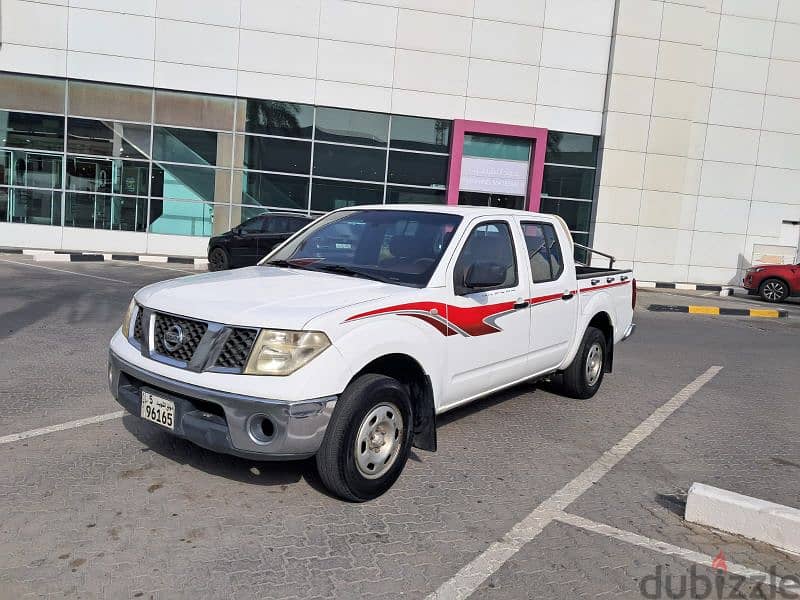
[248,415,276,444]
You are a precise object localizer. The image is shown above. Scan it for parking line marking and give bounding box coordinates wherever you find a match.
[0,258,130,283]
[0,411,125,445]
[426,365,723,600]
[555,512,797,592]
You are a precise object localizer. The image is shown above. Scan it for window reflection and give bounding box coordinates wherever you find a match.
[390,116,450,153]
[313,144,386,181]
[66,156,149,196]
[240,99,313,138]
[310,179,383,212]
[151,163,230,202]
[2,149,62,188]
[315,107,388,146]
[65,192,146,231]
[148,199,224,236]
[241,172,308,210]
[67,118,150,159]
[0,110,64,152]
[6,187,61,225]
[153,126,228,167]
[236,135,311,174]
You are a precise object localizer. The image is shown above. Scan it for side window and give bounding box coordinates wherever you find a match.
[240,216,265,233]
[453,221,518,294]
[289,217,308,232]
[265,216,290,233]
[522,222,565,283]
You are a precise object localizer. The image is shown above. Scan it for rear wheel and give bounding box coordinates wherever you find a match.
[759,278,788,303]
[208,247,230,271]
[559,326,607,399]
[316,374,413,502]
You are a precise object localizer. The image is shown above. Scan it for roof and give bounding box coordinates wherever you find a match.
[341,203,549,218]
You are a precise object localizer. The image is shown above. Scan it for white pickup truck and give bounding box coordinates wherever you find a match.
[109,205,635,501]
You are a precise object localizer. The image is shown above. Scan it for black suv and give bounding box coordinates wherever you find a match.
[207,212,315,271]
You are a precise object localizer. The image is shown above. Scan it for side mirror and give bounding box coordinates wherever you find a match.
[463,261,506,291]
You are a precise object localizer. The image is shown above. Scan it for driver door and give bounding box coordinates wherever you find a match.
[230,216,266,265]
[442,218,532,409]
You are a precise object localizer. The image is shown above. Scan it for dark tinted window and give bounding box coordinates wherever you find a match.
[67,118,149,159]
[315,107,388,146]
[289,216,311,231]
[312,144,385,181]
[153,127,219,166]
[545,132,598,167]
[387,151,448,186]
[386,187,446,205]
[66,156,148,196]
[241,136,311,174]
[241,172,308,210]
[540,197,591,232]
[522,222,564,283]
[310,179,383,212]
[389,116,451,152]
[2,149,62,188]
[265,215,291,233]
[240,216,266,233]
[454,222,518,294]
[542,166,595,200]
[1,110,64,152]
[242,100,313,138]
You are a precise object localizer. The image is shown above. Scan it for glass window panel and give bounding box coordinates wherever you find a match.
[545,132,599,167]
[0,73,65,114]
[8,187,61,225]
[0,187,8,222]
[315,107,388,146]
[2,150,62,188]
[66,156,149,196]
[238,99,314,138]
[153,126,228,167]
[1,110,64,151]
[237,135,311,174]
[67,118,150,159]
[231,205,269,228]
[542,165,595,200]
[241,172,309,210]
[390,116,451,153]
[148,199,222,236]
[154,90,234,131]
[313,144,386,181]
[540,197,592,232]
[463,133,530,161]
[387,151,448,186]
[68,80,152,123]
[151,164,231,202]
[64,192,112,229]
[386,186,446,205]
[310,179,383,212]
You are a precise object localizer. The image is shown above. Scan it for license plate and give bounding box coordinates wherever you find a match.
[140,391,175,430]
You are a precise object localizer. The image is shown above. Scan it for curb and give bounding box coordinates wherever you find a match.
[637,281,731,292]
[648,304,788,318]
[1,248,207,269]
[686,482,800,555]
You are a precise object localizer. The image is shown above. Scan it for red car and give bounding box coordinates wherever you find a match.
[743,263,800,303]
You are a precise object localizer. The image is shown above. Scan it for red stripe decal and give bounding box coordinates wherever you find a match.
[580,280,630,293]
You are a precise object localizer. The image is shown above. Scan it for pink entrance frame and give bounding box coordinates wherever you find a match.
[445,119,548,212]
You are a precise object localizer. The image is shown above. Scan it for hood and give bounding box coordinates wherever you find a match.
[135,266,406,330]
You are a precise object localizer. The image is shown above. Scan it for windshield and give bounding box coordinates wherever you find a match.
[263,209,462,287]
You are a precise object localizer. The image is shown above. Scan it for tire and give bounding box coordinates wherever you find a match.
[559,326,607,400]
[759,278,788,303]
[316,374,413,502]
[208,247,230,271]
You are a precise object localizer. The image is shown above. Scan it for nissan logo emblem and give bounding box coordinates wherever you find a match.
[163,324,185,352]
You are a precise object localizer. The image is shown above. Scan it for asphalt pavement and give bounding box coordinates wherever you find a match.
[1,256,799,599]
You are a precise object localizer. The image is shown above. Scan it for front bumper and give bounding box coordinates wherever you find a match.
[108,350,336,460]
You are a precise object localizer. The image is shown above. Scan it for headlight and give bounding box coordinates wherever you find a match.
[121,298,136,338]
[244,329,330,376]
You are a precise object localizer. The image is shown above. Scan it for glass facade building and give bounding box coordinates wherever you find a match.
[0,72,598,250]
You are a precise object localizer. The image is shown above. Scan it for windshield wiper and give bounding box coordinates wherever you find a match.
[313,263,395,284]
[263,259,312,270]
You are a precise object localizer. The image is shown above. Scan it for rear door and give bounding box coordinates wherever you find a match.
[442,217,532,408]
[519,219,578,375]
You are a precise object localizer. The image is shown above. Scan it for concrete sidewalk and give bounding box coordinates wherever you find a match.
[638,288,800,319]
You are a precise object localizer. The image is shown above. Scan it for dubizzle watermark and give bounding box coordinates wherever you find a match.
[639,551,800,599]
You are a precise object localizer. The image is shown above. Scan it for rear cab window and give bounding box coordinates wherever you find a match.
[521,222,564,283]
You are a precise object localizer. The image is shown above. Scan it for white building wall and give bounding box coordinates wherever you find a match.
[0,0,616,135]
[595,0,800,285]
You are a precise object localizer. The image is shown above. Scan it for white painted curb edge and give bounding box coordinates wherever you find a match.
[686,482,800,555]
[33,253,70,262]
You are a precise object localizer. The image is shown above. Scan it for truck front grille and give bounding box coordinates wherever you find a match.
[133,309,144,344]
[214,328,258,370]
[153,313,208,363]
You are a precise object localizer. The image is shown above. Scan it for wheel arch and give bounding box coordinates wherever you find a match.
[759,275,790,294]
[351,353,437,452]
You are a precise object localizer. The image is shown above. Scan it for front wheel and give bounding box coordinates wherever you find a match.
[316,374,413,502]
[559,326,607,399]
[759,278,788,303]
[208,247,230,271]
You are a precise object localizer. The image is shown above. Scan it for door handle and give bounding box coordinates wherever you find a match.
[562,291,574,300]
[513,300,530,309]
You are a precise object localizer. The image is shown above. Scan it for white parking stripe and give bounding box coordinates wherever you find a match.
[555,512,797,592]
[0,258,130,283]
[426,365,723,600]
[0,411,125,445]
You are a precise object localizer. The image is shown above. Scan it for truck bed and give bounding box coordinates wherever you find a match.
[576,265,633,280]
